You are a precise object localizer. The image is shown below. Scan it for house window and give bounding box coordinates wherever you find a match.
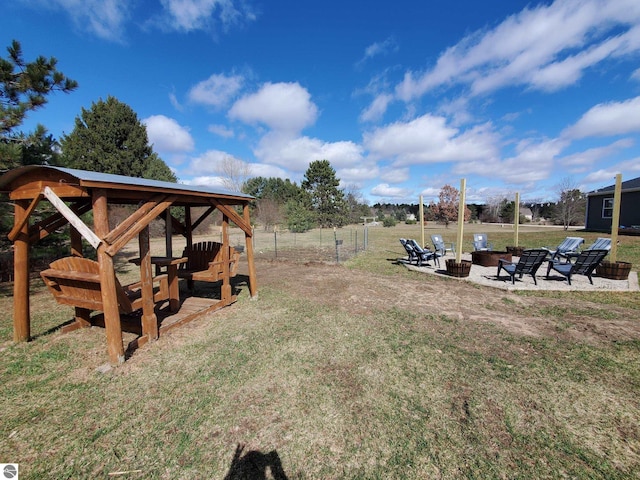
[602,198,614,218]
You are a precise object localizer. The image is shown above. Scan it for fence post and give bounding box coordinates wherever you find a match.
[274,229,278,259]
[355,230,358,254]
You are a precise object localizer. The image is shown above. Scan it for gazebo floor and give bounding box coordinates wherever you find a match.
[66,293,236,357]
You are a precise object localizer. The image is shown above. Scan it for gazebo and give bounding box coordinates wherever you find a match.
[0,166,257,364]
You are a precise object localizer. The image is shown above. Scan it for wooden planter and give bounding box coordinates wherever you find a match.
[506,246,524,257]
[446,259,472,277]
[596,261,632,280]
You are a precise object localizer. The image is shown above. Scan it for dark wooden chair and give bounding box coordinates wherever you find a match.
[496,249,549,285]
[177,241,240,290]
[40,256,169,314]
[546,249,609,285]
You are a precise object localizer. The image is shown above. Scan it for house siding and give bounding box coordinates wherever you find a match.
[586,189,640,232]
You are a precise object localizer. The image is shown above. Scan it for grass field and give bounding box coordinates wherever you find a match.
[0,223,639,478]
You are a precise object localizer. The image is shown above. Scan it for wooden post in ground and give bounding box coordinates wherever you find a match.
[138,225,158,341]
[93,189,125,365]
[244,204,258,298]
[221,213,231,302]
[514,192,520,247]
[419,195,425,247]
[13,200,30,342]
[610,174,622,263]
[455,179,467,264]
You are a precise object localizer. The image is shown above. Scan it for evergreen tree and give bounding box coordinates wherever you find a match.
[302,160,348,228]
[60,96,174,181]
[1,40,78,138]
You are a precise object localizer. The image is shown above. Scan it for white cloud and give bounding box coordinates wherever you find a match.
[559,138,634,172]
[185,175,227,189]
[370,183,413,199]
[455,138,566,183]
[395,0,640,101]
[380,166,410,184]
[188,73,244,108]
[563,96,640,139]
[364,114,499,166]
[229,82,318,133]
[23,0,130,41]
[143,115,194,153]
[360,94,393,123]
[254,132,365,172]
[583,157,640,183]
[169,92,184,112]
[156,0,256,33]
[208,124,235,138]
[357,36,399,66]
[188,149,242,175]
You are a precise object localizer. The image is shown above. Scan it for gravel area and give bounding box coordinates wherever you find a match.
[402,253,639,292]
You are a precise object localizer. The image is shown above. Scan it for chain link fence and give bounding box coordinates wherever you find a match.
[227,226,372,263]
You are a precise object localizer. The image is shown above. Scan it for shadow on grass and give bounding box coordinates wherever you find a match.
[223,444,289,480]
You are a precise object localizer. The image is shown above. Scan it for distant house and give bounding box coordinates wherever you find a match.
[520,207,533,222]
[585,176,640,232]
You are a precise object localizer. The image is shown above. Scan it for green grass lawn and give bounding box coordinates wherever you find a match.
[1,224,639,478]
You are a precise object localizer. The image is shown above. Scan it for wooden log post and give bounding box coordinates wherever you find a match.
[93,189,125,365]
[138,226,158,341]
[221,213,231,302]
[13,200,30,342]
[243,203,258,299]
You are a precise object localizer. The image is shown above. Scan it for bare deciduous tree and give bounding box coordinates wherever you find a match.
[218,155,253,192]
[555,177,586,230]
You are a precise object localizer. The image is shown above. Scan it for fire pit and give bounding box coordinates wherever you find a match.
[471,250,512,267]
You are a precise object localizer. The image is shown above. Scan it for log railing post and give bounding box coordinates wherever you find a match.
[93,189,125,365]
[13,200,30,342]
[138,226,158,341]
[243,203,258,298]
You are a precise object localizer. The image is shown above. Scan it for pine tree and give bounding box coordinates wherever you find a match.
[302,160,348,228]
[60,96,175,181]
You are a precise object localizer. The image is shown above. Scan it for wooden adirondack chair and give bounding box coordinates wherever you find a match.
[543,236,584,260]
[546,249,609,285]
[496,249,549,285]
[431,234,455,256]
[178,241,240,290]
[40,256,169,315]
[473,233,493,251]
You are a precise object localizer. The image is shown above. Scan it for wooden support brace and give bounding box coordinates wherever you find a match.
[105,195,177,256]
[208,199,252,236]
[43,187,102,249]
[8,194,42,241]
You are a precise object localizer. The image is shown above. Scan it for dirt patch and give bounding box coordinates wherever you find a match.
[250,258,640,346]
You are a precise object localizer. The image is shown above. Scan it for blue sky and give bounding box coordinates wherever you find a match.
[3,0,640,204]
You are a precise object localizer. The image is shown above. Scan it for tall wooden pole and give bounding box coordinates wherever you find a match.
[419,195,425,247]
[13,200,30,342]
[610,174,622,263]
[244,204,258,299]
[514,192,520,247]
[93,189,125,365]
[455,179,466,264]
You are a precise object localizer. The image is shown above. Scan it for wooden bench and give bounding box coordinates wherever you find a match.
[41,256,169,315]
[177,241,240,289]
